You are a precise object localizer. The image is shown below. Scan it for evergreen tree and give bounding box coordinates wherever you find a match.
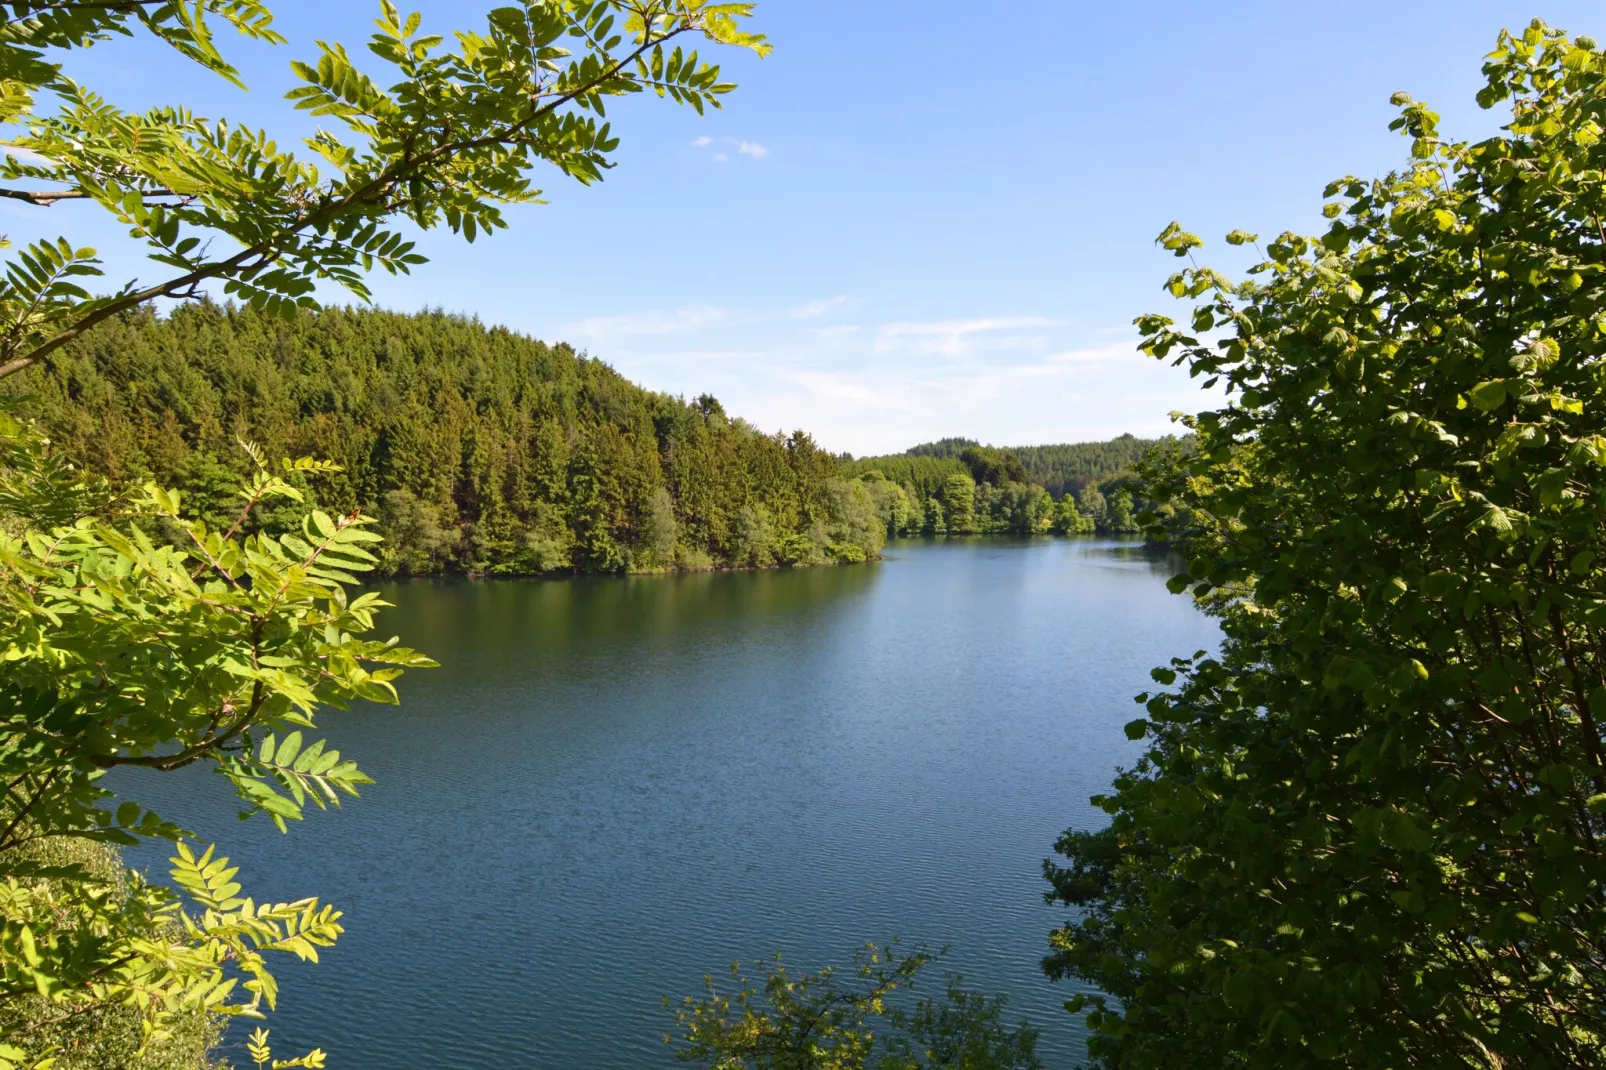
[4,304,887,575]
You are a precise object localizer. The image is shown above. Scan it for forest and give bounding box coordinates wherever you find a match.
[844,437,1173,537]
[896,434,1165,500]
[5,304,1163,578]
[4,303,892,575]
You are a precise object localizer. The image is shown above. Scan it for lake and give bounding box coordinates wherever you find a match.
[122,537,1219,1068]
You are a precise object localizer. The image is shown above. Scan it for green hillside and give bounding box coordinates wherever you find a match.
[876,434,1172,500]
[5,303,886,575]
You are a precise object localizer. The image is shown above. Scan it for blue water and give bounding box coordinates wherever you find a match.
[121,537,1218,1068]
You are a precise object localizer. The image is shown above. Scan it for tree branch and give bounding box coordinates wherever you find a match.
[0,187,177,206]
[0,19,691,382]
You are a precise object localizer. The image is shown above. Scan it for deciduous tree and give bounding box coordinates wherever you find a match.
[1048,21,1606,1067]
[0,1,767,1062]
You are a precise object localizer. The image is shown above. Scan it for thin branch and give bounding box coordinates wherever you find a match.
[0,16,693,382]
[0,187,177,206]
[0,768,61,852]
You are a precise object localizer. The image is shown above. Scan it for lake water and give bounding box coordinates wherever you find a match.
[122,537,1218,1068]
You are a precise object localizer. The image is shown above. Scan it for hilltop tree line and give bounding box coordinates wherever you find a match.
[5,303,891,576]
[895,433,1166,499]
[845,439,1174,538]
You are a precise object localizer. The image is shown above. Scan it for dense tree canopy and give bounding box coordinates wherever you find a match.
[1047,21,1606,1068]
[883,435,1168,500]
[14,308,1171,562]
[5,303,886,576]
[845,437,1163,537]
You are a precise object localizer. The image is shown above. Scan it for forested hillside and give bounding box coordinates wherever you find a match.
[6,303,886,575]
[842,433,1178,536]
[884,434,1170,499]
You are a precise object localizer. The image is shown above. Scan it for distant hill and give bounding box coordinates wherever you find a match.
[851,433,1173,500]
[904,437,980,459]
[1008,435,1168,499]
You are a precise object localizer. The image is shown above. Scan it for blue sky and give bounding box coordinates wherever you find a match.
[11,2,1606,454]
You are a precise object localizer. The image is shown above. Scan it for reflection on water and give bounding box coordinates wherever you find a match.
[121,537,1218,1069]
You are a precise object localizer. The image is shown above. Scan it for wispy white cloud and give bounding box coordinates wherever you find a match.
[731,340,1193,454]
[790,295,848,319]
[621,349,766,369]
[561,304,730,342]
[873,316,1058,358]
[547,299,1214,454]
[688,136,769,162]
[780,369,890,407]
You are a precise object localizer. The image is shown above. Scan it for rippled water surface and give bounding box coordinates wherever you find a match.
[124,537,1218,1068]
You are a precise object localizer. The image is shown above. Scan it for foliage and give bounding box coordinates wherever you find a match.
[0,0,769,1063]
[845,437,1172,538]
[938,473,977,535]
[1007,437,1168,502]
[0,0,768,380]
[0,837,222,1070]
[842,454,970,509]
[5,303,885,574]
[246,1028,323,1069]
[1047,21,1606,1068]
[666,943,1042,1070]
[0,409,433,1061]
[956,447,1027,488]
[1050,493,1092,536]
[902,438,980,461]
[872,436,1169,501]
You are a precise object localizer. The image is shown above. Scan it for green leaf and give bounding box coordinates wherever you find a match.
[1469,379,1511,412]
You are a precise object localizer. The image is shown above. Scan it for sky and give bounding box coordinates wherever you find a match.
[9,1,1606,455]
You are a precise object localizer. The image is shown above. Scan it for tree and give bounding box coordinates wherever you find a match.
[8,305,889,576]
[861,476,919,538]
[666,943,1042,1069]
[1031,490,1054,534]
[0,837,223,1069]
[1051,493,1090,536]
[0,422,421,1066]
[643,485,679,569]
[732,502,778,567]
[823,479,886,563]
[1047,22,1606,1068]
[858,437,1170,502]
[0,2,768,382]
[939,472,976,535]
[993,482,1043,535]
[0,1,768,1061]
[1103,488,1136,534]
[957,446,1028,488]
[1075,483,1105,528]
